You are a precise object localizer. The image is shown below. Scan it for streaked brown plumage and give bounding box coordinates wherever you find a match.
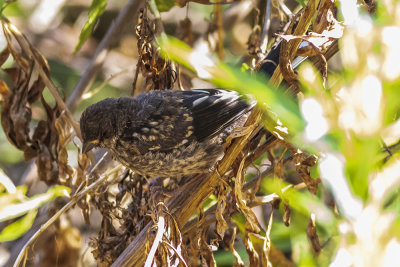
[80,89,253,177]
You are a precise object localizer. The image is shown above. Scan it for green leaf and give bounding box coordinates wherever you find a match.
[0,0,6,12]
[0,209,37,242]
[214,248,249,266]
[295,0,306,7]
[0,0,20,18]
[74,0,108,53]
[290,211,317,267]
[0,185,70,222]
[155,0,174,12]
[241,63,250,72]
[343,136,381,200]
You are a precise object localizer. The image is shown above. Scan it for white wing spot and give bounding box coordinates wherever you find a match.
[193,96,208,107]
[192,89,210,94]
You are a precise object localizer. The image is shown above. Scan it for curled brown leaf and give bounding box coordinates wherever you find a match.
[55,113,75,186]
[0,20,78,186]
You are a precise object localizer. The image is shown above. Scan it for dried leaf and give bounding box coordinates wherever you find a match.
[200,229,216,267]
[227,227,244,267]
[27,75,46,104]
[276,2,342,87]
[36,145,58,185]
[0,80,10,100]
[55,113,75,185]
[215,183,228,239]
[294,151,320,194]
[2,24,29,72]
[243,233,259,266]
[247,25,262,57]
[0,46,10,67]
[0,21,68,186]
[283,202,291,226]
[234,157,260,233]
[306,215,321,253]
[1,71,32,152]
[176,18,194,46]
[133,7,175,94]
[76,152,90,190]
[313,0,340,34]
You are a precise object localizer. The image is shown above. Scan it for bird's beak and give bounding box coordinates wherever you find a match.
[82,140,98,153]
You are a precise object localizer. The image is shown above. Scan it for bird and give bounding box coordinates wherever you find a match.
[80,89,254,178]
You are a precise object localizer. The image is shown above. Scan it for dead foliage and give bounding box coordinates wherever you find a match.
[0,21,78,186]
[132,7,176,94]
[0,0,348,266]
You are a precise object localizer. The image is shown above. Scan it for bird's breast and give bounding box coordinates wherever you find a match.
[110,139,223,177]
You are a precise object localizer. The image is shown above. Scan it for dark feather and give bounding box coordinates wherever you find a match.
[182,89,253,141]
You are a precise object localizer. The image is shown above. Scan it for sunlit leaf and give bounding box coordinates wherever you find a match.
[0,209,37,242]
[74,0,108,53]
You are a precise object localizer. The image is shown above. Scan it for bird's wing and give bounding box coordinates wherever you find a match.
[119,89,253,154]
[182,89,253,142]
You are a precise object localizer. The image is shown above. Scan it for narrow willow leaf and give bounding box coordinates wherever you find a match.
[74,0,108,53]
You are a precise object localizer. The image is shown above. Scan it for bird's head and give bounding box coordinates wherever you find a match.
[80,98,119,153]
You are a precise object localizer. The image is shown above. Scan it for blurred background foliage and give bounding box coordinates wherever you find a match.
[1,0,400,266]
